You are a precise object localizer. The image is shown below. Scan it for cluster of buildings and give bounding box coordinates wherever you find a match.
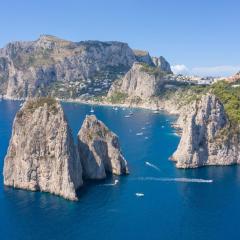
[167,74,228,86]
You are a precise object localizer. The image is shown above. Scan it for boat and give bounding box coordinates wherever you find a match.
[90,107,94,113]
[124,115,130,118]
[135,193,144,197]
[153,110,159,114]
[136,132,143,136]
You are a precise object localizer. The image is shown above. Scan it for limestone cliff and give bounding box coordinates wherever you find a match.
[133,50,172,73]
[0,35,173,100]
[77,115,128,179]
[108,62,168,100]
[3,98,82,200]
[0,35,136,99]
[171,94,240,168]
[133,50,154,66]
[152,56,172,74]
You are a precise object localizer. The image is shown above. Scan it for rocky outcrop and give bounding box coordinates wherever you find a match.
[0,35,173,99]
[3,98,82,200]
[152,56,172,74]
[171,94,240,168]
[0,35,136,98]
[133,50,154,66]
[77,115,128,179]
[133,50,172,74]
[108,62,167,100]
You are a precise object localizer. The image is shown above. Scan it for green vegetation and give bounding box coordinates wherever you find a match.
[108,91,128,104]
[23,97,58,114]
[130,96,142,104]
[93,96,105,102]
[210,81,240,126]
[162,80,240,128]
[139,63,167,78]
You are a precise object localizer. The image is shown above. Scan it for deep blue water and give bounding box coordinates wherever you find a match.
[1,100,240,240]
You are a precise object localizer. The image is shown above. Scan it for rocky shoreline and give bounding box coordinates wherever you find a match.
[1,35,239,176]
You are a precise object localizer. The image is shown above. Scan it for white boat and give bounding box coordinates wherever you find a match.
[90,107,94,113]
[153,110,159,114]
[135,193,144,197]
[136,132,143,136]
[124,115,130,118]
[113,107,118,111]
[129,111,133,115]
[20,103,23,107]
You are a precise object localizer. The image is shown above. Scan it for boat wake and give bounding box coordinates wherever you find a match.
[101,180,119,186]
[133,177,213,183]
[145,161,161,172]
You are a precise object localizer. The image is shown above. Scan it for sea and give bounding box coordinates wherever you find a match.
[0,99,240,240]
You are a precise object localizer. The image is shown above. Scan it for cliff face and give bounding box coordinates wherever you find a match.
[77,115,128,179]
[0,35,173,99]
[133,50,154,66]
[0,35,136,99]
[171,94,240,168]
[108,62,167,99]
[152,56,172,74]
[3,98,82,200]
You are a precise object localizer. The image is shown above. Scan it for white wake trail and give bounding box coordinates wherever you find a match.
[101,180,119,186]
[134,177,213,183]
[145,161,161,172]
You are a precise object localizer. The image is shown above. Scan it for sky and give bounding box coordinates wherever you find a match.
[1,0,240,77]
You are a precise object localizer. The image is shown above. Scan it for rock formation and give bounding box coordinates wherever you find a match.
[3,98,82,200]
[0,35,136,99]
[152,56,173,74]
[171,94,240,168]
[133,50,154,66]
[108,62,167,100]
[77,115,128,179]
[0,35,172,100]
[133,50,172,73]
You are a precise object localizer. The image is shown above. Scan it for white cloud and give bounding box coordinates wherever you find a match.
[171,64,240,77]
[171,64,189,75]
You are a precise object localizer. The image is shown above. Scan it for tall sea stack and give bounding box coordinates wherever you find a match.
[77,115,129,179]
[3,98,82,200]
[172,94,240,168]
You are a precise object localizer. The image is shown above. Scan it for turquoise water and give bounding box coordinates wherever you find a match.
[1,100,240,240]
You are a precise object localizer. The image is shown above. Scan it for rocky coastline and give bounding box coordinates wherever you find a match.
[2,35,240,189]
